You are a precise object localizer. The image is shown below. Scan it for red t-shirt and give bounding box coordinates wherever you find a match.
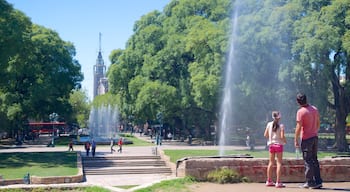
[296,104,319,140]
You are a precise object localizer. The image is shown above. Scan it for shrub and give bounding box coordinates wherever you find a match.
[207,167,246,184]
[119,133,134,138]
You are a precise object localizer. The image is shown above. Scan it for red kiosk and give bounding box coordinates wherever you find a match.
[28,122,66,134]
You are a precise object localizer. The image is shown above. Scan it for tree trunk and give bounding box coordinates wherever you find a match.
[332,69,349,152]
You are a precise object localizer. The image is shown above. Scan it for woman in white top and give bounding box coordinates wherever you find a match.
[264,111,286,188]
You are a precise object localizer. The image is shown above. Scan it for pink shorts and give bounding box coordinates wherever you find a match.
[269,143,284,153]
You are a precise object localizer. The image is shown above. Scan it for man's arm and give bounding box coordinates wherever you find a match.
[316,112,320,131]
[294,121,301,147]
[280,124,286,144]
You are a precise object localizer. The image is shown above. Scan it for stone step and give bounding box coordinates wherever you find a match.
[83,160,166,167]
[82,154,172,176]
[83,167,172,175]
[83,155,161,161]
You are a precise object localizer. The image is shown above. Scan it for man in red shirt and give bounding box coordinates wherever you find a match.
[294,93,323,189]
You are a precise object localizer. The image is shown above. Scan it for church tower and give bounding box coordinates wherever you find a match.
[93,33,107,98]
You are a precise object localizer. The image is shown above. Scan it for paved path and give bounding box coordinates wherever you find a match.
[189,182,350,192]
[1,135,350,192]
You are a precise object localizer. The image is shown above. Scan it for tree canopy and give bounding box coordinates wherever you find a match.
[107,0,349,151]
[0,0,84,135]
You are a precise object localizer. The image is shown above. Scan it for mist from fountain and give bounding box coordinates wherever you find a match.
[87,105,119,143]
[218,3,240,156]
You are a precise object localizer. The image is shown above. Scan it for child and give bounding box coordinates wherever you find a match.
[117,137,123,153]
[91,139,96,157]
[84,141,91,156]
[68,139,74,151]
[264,111,286,188]
[110,138,116,154]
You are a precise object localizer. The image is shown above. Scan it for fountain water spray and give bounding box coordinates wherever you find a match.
[218,3,239,156]
[88,105,119,142]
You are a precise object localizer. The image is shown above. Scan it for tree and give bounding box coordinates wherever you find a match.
[105,0,350,150]
[0,1,83,137]
[291,0,350,151]
[69,89,90,128]
[22,24,83,121]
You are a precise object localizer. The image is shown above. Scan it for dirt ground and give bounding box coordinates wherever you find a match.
[188,182,350,192]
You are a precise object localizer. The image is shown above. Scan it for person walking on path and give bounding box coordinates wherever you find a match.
[110,138,116,154]
[68,139,74,151]
[84,141,91,156]
[117,137,123,153]
[91,139,96,157]
[264,111,286,188]
[294,93,323,189]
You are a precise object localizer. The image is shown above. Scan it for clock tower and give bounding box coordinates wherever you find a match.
[93,33,107,98]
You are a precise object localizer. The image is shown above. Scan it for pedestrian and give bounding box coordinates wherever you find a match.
[84,141,91,156]
[264,111,286,188]
[68,139,74,151]
[110,138,115,154]
[294,93,323,189]
[117,137,123,153]
[91,139,96,157]
[139,128,143,136]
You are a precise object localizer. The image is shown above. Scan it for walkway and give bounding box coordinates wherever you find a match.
[1,135,350,192]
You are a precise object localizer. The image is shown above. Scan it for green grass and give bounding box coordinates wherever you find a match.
[119,133,154,146]
[115,185,138,189]
[0,152,77,179]
[54,136,72,146]
[285,133,350,140]
[54,134,153,147]
[134,176,197,192]
[164,149,338,163]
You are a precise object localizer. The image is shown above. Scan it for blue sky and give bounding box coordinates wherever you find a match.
[7,0,171,100]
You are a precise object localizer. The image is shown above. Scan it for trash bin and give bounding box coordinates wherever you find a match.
[188,135,192,145]
[23,173,30,184]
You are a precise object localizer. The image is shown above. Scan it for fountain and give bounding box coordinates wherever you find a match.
[89,105,119,138]
[218,2,239,156]
[79,105,120,144]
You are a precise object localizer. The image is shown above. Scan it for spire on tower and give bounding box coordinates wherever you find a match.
[99,32,102,52]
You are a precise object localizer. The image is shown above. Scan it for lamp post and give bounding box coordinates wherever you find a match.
[49,112,58,147]
[156,112,163,146]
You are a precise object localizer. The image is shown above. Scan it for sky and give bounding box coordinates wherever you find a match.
[7,0,171,100]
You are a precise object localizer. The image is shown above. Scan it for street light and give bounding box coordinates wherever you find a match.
[49,112,58,147]
[156,112,163,146]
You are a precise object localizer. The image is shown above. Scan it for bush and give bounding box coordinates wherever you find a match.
[206,167,247,184]
[119,133,134,138]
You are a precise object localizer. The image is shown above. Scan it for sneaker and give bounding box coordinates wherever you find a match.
[300,182,311,188]
[266,181,275,187]
[311,183,322,189]
[275,182,286,188]
[300,182,319,189]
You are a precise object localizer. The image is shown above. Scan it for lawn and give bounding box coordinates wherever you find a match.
[119,133,154,146]
[163,149,338,163]
[0,152,77,179]
[133,177,196,192]
[54,134,153,147]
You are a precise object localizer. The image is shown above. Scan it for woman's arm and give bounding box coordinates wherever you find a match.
[264,125,269,138]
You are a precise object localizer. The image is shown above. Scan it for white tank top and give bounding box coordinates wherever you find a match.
[266,121,285,145]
